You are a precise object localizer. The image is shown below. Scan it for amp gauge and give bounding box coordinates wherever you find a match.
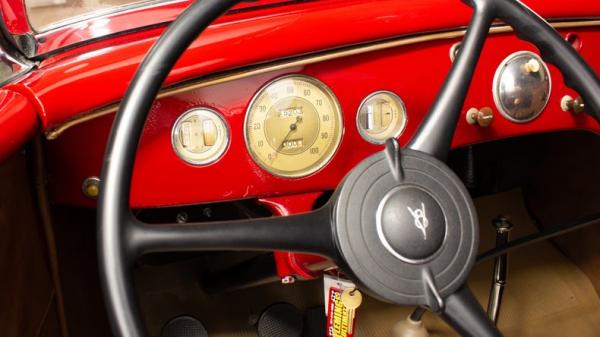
[356,91,408,144]
[171,108,229,165]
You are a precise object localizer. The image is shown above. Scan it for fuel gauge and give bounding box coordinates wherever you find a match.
[171,108,229,165]
[356,91,407,144]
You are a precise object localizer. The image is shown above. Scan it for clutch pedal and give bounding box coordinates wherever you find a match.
[161,316,208,337]
[257,303,303,337]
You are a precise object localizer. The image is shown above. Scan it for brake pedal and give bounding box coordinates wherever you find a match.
[257,303,303,337]
[161,316,208,337]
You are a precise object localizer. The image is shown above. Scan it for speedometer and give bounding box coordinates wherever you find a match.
[245,75,343,178]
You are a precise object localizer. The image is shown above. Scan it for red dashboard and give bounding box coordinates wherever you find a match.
[44,26,600,208]
[0,0,598,210]
[0,0,598,283]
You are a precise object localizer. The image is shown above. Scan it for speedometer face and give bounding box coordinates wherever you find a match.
[245,75,343,178]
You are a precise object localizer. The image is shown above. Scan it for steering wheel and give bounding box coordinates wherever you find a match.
[98,1,600,336]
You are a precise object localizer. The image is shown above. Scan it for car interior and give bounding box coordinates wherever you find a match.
[1,1,600,337]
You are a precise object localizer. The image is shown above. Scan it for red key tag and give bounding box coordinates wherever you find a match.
[323,274,359,337]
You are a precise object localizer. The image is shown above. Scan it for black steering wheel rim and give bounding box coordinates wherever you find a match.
[98,1,600,337]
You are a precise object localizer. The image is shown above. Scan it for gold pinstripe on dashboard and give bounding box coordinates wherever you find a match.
[45,20,600,140]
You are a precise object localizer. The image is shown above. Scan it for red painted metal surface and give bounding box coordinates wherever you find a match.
[16,0,600,131]
[0,0,29,34]
[0,0,597,276]
[34,1,191,52]
[0,89,38,162]
[258,193,327,279]
[0,0,598,208]
[33,0,268,55]
[44,27,600,208]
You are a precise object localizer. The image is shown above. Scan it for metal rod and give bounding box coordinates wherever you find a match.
[32,136,70,337]
[487,216,512,324]
[477,213,600,264]
[410,306,427,321]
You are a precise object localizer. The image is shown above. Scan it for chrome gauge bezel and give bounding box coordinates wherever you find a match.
[356,90,408,144]
[244,74,344,179]
[171,107,230,166]
[492,51,552,123]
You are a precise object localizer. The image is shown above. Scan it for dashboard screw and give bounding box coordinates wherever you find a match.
[82,176,100,199]
[176,212,189,224]
[202,207,213,218]
[281,276,296,284]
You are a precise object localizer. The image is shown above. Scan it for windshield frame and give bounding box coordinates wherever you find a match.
[28,0,178,33]
[0,0,304,58]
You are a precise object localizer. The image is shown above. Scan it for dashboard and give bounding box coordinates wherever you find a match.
[45,23,600,208]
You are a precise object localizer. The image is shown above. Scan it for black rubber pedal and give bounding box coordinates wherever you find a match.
[257,303,303,337]
[161,316,208,337]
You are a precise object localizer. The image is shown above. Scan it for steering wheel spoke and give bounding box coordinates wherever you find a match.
[438,285,502,337]
[408,3,494,160]
[128,204,337,259]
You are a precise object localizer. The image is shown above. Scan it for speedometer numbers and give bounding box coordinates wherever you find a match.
[245,75,343,178]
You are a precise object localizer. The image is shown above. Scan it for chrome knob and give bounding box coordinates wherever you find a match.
[561,95,585,114]
[466,107,494,127]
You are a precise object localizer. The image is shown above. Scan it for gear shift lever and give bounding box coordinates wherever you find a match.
[391,307,430,337]
[487,216,513,325]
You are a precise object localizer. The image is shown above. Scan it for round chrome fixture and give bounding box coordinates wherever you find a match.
[171,108,230,165]
[493,51,551,123]
[356,91,408,144]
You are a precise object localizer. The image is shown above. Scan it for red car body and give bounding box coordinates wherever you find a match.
[1,0,599,280]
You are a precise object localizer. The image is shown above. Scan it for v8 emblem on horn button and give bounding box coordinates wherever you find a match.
[407,202,429,240]
[374,185,447,262]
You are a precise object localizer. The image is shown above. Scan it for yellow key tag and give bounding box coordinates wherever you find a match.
[341,289,362,334]
[341,289,363,309]
[324,274,360,337]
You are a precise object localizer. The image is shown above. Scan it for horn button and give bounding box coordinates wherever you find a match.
[377,186,446,262]
[333,147,478,308]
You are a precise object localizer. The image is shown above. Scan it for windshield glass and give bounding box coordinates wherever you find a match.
[26,0,157,32]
